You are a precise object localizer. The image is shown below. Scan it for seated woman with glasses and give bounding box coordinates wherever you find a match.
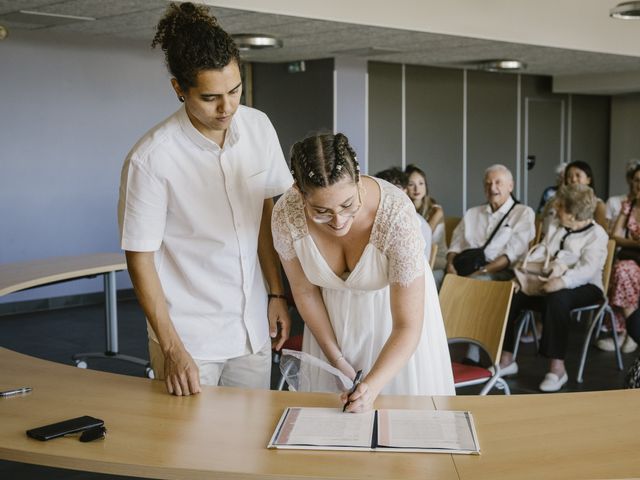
[271,133,454,413]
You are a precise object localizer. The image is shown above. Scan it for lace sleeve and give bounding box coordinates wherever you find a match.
[271,193,297,261]
[384,198,426,287]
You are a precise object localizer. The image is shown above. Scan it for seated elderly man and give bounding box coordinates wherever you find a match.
[447,164,535,280]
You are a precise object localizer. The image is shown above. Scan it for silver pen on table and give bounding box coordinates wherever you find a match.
[0,386,32,397]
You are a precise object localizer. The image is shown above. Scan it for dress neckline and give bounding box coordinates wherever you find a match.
[303,176,385,283]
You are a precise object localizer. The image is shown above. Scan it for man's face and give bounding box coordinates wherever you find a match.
[484,169,513,209]
[173,61,242,143]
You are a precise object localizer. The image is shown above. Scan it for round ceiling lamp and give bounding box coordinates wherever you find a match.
[477,59,527,72]
[232,34,283,51]
[610,1,640,19]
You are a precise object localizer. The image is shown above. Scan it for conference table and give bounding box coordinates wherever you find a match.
[1,348,639,480]
[0,253,150,373]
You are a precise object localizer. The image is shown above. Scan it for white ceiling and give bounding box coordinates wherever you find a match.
[2,0,640,91]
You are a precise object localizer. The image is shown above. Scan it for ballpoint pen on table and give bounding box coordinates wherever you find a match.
[343,370,363,412]
[0,386,32,397]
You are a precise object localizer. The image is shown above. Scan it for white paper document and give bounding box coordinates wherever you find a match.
[268,407,480,455]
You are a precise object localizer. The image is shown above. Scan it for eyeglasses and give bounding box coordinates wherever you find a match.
[305,189,362,224]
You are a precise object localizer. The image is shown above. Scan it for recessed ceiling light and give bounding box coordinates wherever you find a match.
[610,1,640,19]
[477,59,526,72]
[232,34,283,51]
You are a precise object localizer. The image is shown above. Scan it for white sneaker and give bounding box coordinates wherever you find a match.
[623,335,638,354]
[596,337,617,352]
[596,335,638,353]
[539,372,568,392]
[498,361,518,377]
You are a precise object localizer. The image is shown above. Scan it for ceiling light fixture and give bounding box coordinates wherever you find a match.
[0,25,8,40]
[232,34,283,51]
[477,59,526,72]
[610,1,640,19]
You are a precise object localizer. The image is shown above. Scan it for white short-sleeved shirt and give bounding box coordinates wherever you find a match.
[449,197,535,264]
[118,105,292,361]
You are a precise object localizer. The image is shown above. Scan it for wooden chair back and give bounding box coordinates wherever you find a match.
[444,216,461,247]
[429,244,438,269]
[439,275,514,364]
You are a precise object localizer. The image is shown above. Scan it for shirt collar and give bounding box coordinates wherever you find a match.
[177,106,240,151]
[484,196,515,215]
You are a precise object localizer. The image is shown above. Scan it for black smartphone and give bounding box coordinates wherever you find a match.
[26,415,104,441]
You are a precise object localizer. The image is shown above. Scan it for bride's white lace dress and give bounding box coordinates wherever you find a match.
[272,177,455,396]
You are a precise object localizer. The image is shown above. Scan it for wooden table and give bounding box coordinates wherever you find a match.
[1,348,639,479]
[0,253,149,373]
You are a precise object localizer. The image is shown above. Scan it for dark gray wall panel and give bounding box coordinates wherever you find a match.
[570,95,611,199]
[368,62,403,176]
[467,71,518,208]
[610,93,640,196]
[253,59,334,163]
[405,65,464,216]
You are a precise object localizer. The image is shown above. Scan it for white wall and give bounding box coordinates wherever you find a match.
[0,30,177,303]
[609,93,640,196]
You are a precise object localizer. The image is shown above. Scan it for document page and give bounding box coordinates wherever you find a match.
[270,407,375,448]
[377,409,479,453]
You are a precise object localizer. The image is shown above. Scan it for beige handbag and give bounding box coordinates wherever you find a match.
[514,243,568,296]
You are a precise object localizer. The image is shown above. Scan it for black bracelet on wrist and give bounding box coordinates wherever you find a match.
[267,293,288,301]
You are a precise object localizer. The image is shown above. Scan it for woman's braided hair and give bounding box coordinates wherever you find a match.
[290,133,360,193]
[151,2,240,91]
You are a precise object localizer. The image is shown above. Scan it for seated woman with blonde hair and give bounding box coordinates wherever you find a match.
[499,183,608,392]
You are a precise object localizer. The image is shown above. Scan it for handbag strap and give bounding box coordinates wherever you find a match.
[480,198,519,251]
[521,242,551,270]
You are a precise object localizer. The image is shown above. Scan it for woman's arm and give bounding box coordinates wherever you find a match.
[279,256,356,379]
[343,275,425,412]
[594,200,608,231]
[612,207,640,248]
[427,205,444,232]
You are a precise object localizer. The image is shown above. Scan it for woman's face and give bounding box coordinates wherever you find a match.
[303,177,362,237]
[555,200,573,227]
[407,172,427,202]
[566,167,591,186]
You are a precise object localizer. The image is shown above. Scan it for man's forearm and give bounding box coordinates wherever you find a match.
[125,250,184,355]
[258,198,285,295]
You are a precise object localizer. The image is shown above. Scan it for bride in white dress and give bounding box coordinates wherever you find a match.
[272,133,454,412]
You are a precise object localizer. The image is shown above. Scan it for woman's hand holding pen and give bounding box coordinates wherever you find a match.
[341,380,378,413]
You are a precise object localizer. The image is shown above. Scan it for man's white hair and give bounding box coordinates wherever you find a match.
[484,164,513,184]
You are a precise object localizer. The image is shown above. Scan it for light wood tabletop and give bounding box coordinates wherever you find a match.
[0,348,458,480]
[434,391,640,480]
[0,253,126,297]
[2,347,639,479]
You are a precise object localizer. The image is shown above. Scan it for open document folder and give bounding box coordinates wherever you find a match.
[268,407,480,455]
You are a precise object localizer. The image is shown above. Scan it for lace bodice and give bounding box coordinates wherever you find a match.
[272,177,426,286]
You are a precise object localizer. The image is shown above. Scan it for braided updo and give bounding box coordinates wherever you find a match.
[290,133,360,193]
[151,2,240,91]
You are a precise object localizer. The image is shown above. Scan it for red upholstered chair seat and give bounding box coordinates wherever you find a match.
[452,362,492,383]
[281,334,303,352]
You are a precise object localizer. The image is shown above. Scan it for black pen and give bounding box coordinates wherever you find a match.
[0,386,32,398]
[343,370,363,412]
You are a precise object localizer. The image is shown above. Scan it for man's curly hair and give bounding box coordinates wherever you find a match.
[152,2,240,90]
